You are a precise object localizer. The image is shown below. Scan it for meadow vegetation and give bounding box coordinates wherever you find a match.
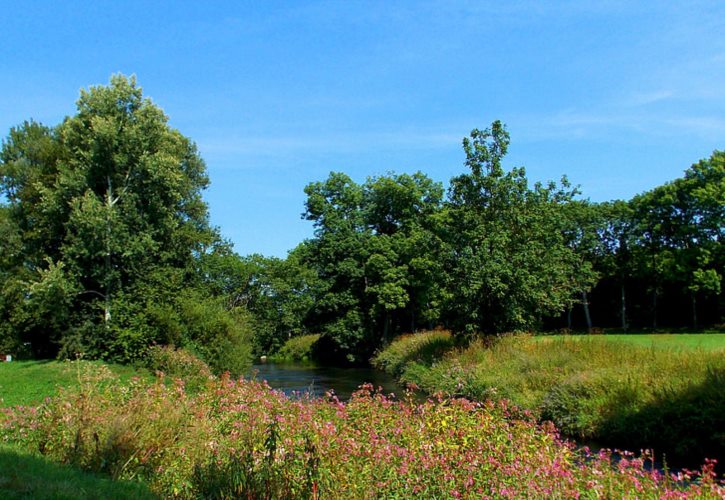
[0,359,150,407]
[373,331,725,469]
[271,334,322,362]
[1,355,723,498]
[1,75,723,497]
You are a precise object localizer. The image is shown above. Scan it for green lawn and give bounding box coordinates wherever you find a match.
[0,445,155,499]
[0,360,151,407]
[537,333,725,351]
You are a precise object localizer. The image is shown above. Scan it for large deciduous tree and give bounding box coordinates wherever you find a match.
[301,171,444,362]
[443,121,591,335]
[0,75,247,366]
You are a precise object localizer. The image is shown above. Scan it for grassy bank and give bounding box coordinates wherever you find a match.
[270,334,322,362]
[0,444,155,499]
[2,357,722,497]
[0,360,151,408]
[373,331,725,469]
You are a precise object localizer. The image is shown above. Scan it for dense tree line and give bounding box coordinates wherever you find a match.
[247,126,723,362]
[1,76,722,367]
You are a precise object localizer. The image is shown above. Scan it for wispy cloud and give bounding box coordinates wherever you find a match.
[197,128,463,166]
[626,90,675,106]
[514,108,725,143]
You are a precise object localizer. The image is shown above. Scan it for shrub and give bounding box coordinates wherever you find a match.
[177,294,254,376]
[273,334,321,362]
[371,330,455,377]
[144,345,214,392]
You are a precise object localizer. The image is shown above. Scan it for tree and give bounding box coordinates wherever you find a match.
[443,121,591,336]
[300,171,444,362]
[0,75,248,366]
[629,151,724,327]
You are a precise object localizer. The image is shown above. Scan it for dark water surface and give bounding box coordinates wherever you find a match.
[248,362,406,400]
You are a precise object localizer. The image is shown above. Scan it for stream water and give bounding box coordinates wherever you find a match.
[248,362,406,400]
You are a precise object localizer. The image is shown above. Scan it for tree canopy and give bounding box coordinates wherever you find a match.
[0,75,251,372]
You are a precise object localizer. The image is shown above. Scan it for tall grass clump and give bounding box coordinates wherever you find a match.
[144,345,215,393]
[2,357,722,498]
[371,330,456,378]
[376,334,725,469]
[272,334,321,362]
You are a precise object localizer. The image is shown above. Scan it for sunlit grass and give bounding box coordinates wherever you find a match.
[0,444,155,499]
[375,331,725,468]
[553,333,725,350]
[0,360,151,408]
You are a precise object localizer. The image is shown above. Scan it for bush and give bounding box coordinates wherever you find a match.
[145,345,214,392]
[272,334,321,362]
[371,330,455,377]
[177,293,254,376]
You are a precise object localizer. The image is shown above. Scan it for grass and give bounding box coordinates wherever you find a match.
[0,360,151,408]
[538,333,725,351]
[0,444,155,499]
[373,331,725,469]
[271,333,322,362]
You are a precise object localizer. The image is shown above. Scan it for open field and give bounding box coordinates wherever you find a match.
[0,360,150,408]
[538,333,725,351]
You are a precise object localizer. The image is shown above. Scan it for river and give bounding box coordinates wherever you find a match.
[248,362,406,400]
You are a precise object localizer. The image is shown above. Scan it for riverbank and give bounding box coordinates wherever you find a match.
[372,331,725,471]
[2,356,722,497]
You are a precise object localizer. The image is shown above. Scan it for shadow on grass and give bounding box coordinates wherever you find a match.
[0,446,156,499]
[601,368,725,473]
[373,332,457,378]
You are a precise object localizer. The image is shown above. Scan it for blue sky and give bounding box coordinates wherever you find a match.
[2,1,724,257]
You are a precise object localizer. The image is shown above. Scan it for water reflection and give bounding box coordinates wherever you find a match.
[248,362,405,401]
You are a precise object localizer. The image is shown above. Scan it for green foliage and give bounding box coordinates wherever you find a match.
[301,171,445,361]
[0,75,254,371]
[445,121,589,335]
[272,334,321,362]
[144,345,214,392]
[178,294,254,377]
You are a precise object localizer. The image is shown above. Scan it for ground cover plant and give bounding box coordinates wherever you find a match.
[373,331,725,470]
[1,358,723,498]
[538,333,725,351]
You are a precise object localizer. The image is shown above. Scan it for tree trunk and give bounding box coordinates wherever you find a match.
[652,289,657,329]
[581,290,592,332]
[383,312,390,343]
[566,308,572,330]
[620,284,627,332]
[104,177,113,329]
[692,293,698,329]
